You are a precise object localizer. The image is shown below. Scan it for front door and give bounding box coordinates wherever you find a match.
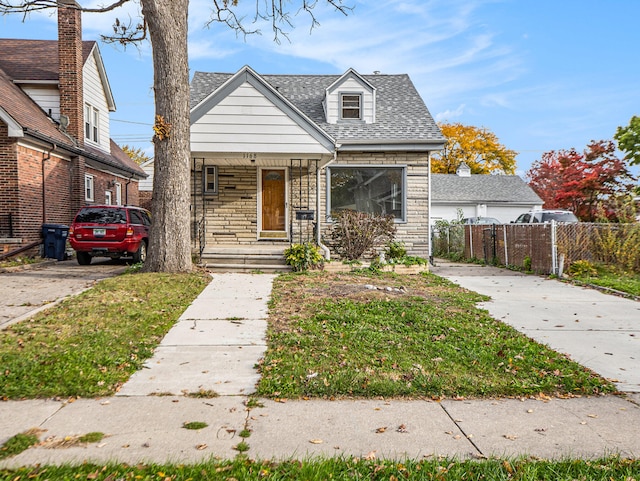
[260,168,287,237]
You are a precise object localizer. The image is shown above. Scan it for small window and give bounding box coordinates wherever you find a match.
[84,174,94,202]
[105,190,112,205]
[341,94,361,119]
[203,166,218,194]
[114,182,122,205]
[84,103,99,142]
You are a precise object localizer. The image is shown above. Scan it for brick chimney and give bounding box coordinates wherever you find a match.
[57,0,84,146]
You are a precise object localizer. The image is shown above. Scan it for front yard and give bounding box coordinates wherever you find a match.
[258,271,614,399]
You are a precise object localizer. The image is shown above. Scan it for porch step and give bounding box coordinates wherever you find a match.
[198,246,291,273]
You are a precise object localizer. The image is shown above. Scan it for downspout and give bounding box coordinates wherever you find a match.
[125,177,132,205]
[428,151,433,265]
[317,148,338,260]
[41,144,55,224]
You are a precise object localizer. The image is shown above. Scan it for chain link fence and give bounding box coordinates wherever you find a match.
[432,222,640,275]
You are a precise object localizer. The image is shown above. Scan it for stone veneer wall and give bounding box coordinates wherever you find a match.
[318,151,430,258]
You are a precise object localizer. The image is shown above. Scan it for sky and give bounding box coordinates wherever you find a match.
[1,0,639,177]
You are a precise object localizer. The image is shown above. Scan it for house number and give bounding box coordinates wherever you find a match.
[242,153,257,159]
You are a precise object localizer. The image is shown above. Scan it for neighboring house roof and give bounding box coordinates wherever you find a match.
[0,39,115,111]
[190,68,445,150]
[431,174,543,204]
[0,39,144,179]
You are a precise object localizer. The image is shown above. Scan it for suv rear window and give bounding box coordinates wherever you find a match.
[75,207,127,224]
[538,212,578,222]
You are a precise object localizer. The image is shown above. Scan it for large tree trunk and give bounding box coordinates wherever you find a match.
[141,0,192,272]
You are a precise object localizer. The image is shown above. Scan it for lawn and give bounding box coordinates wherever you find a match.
[1,456,639,480]
[0,271,210,399]
[570,264,640,298]
[258,271,615,399]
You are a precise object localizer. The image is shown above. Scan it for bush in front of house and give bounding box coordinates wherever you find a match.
[284,242,324,272]
[330,210,396,261]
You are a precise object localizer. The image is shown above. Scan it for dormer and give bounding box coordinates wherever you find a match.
[323,68,376,124]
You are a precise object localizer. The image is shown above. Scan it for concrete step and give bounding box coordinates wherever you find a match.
[201,263,291,273]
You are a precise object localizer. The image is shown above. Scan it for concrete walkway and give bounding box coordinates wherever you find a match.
[1,266,640,467]
[117,273,275,397]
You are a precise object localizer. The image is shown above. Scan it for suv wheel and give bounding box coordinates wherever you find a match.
[132,241,147,264]
[77,251,92,265]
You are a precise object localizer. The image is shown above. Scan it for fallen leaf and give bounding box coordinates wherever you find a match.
[309,439,323,444]
[396,424,408,433]
[196,443,208,450]
[503,434,518,440]
[375,426,387,434]
[587,414,598,418]
[527,409,534,413]
[364,450,377,460]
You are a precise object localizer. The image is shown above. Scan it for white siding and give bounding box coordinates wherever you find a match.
[325,77,374,124]
[83,51,111,153]
[21,86,60,120]
[139,160,154,191]
[191,82,331,155]
[430,203,543,224]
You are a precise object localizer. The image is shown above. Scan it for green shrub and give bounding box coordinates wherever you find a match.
[330,210,396,260]
[569,260,598,278]
[283,242,323,272]
[384,240,407,260]
[523,256,532,272]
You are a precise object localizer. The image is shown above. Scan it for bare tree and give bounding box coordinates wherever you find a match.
[0,0,350,272]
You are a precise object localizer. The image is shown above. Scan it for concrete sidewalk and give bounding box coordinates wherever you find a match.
[1,267,640,468]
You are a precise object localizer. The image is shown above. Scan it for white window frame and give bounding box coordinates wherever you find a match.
[115,182,122,205]
[340,93,362,120]
[84,174,94,202]
[84,103,99,143]
[105,190,112,205]
[327,165,407,222]
[203,165,218,194]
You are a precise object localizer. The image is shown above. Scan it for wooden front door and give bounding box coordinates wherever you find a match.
[261,169,286,233]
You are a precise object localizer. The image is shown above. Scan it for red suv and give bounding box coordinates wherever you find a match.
[69,205,151,265]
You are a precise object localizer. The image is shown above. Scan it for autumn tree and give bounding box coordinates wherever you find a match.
[614,115,640,166]
[0,0,349,273]
[526,140,636,222]
[432,122,517,175]
[121,145,152,165]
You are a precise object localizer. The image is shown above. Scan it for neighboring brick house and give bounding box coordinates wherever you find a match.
[189,66,445,264]
[0,0,146,256]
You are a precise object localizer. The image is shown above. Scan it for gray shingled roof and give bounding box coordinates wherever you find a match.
[190,71,444,144]
[431,174,543,204]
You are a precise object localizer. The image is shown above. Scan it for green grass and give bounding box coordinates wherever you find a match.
[0,271,210,399]
[1,457,638,480]
[570,264,640,297]
[0,431,39,460]
[258,271,614,399]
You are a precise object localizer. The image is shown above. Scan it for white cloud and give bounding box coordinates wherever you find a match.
[435,104,466,122]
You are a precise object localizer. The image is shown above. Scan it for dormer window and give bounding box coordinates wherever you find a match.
[84,103,99,143]
[341,94,361,119]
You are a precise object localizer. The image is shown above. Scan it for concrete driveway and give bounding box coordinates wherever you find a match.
[430,260,640,393]
[0,258,127,329]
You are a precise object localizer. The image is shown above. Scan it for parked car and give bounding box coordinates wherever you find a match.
[69,205,151,265]
[513,210,578,224]
[462,216,501,225]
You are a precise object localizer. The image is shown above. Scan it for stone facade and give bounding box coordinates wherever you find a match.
[191,152,430,258]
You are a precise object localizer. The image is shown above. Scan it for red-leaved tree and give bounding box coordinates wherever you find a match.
[526,140,636,221]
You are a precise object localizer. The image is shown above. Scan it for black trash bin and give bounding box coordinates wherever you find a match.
[41,224,69,261]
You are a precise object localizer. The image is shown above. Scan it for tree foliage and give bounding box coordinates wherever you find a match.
[0,0,350,272]
[526,140,636,222]
[121,145,152,165]
[432,122,517,175]
[614,115,640,166]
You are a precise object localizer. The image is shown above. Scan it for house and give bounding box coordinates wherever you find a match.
[430,162,543,224]
[189,66,445,266]
[0,0,146,256]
